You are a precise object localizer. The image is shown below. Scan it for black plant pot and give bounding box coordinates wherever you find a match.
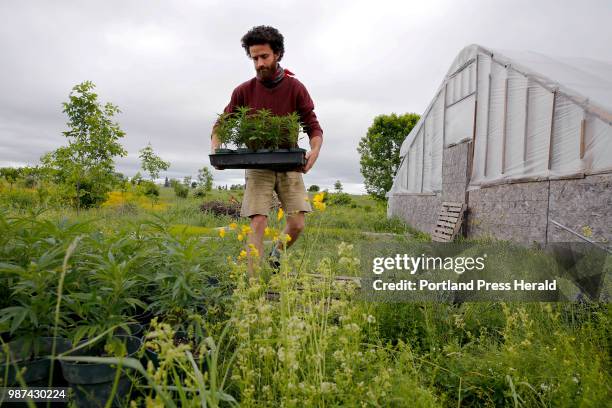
[209,148,306,171]
[60,335,142,408]
[0,337,72,386]
[115,322,144,338]
[133,309,154,326]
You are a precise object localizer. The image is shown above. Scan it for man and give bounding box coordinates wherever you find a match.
[211,25,323,273]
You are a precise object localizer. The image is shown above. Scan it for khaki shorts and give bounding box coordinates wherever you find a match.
[241,169,312,218]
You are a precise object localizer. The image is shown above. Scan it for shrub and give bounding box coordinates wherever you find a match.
[328,192,353,206]
[139,180,160,198]
[193,187,207,198]
[173,182,189,198]
[308,185,320,192]
[74,178,109,208]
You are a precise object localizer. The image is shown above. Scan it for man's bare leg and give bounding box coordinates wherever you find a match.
[277,211,305,250]
[248,214,267,276]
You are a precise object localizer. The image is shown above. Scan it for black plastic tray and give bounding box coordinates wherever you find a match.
[210,149,306,171]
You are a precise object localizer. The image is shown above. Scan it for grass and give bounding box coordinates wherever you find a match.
[0,185,610,407]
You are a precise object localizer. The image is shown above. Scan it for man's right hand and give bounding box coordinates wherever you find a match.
[210,131,222,169]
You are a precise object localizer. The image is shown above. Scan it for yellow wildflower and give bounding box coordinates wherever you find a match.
[313,192,325,203]
[229,222,238,230]
[277,207,284,220]
[314,201,326,211]
[264,227,272,237]
[218,228,226,238]
[282,234,292,244]
[238,250,247,260]
[248,243,260,258]
[237,233,244,242]
[241,225,252,234]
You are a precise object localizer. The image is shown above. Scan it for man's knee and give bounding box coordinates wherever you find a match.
[287,213,305,234]
[250,214,268,234]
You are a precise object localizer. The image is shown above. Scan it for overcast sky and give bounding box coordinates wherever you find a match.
[1,0,611,193]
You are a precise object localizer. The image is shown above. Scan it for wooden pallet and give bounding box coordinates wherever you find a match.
[432,201,466,242]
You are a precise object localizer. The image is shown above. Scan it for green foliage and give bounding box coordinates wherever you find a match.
[139,180,160,198]
[193,187,207,198]
[0,191,609,407]
[40,81,127,209]
[215,106,301,150]
[173,182,189,198]
[327,192,353,206]
[307,184,320,192]
[139,143,170,180]
[0,167,21,188]
[0,211,232,346]
[197,166,214,192]
[131,171,144,185]
[358,112,420,199]
[0,188,38,209]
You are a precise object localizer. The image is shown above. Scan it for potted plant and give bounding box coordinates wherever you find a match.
[1,336,72,386]
[59,334,142,407]
[210,106,306,170]
[0,243,76,386]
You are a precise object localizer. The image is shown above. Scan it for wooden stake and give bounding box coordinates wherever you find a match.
[484,73,492,177]
[523,85,530,164]
[501,76,509,174]
[547,91,557,170]
[579,117,586,160]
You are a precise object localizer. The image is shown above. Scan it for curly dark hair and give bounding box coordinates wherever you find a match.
[241,25,284,61]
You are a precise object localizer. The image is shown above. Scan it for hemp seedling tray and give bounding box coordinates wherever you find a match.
[210,148,306,171]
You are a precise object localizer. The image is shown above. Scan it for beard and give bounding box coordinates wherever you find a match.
[257,63,278,80]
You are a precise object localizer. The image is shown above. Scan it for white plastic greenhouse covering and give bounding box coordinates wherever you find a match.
[389,44,612,194]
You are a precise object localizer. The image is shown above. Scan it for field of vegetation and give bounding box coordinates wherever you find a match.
[1,178,610,407]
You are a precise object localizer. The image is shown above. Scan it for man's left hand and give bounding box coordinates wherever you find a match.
[302,148,319,173]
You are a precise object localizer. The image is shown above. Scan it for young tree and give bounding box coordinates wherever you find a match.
[334,180,343,193]
[164,176,169,187]
[131,172,144,185]
[308,184,320,192]
[183,176,192,187]
[0,167,20,190]
[357,112,420,199]
[139,143,170,181]
[40,81,127,209]
[197,166,214,192]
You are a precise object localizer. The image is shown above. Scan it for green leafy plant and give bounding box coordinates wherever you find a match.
[215,107,302,151]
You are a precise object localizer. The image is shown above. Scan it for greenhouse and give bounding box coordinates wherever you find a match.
[388,44,612,245]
